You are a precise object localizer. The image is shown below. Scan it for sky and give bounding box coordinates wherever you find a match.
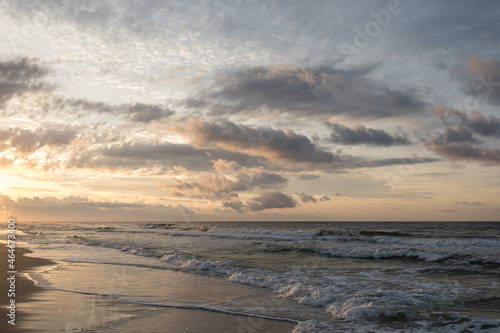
[0,0,499,222]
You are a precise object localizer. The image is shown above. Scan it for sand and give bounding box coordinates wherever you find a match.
[0,244,55,332]
[1,245,297,332]
[0,245,154,332]
[82,308,296,333]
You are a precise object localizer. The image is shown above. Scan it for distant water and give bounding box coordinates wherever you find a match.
[14,221,500,332]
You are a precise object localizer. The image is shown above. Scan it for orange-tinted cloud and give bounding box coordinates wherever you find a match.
[168,118,348,165]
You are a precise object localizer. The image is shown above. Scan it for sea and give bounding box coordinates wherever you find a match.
[9,221,500,332]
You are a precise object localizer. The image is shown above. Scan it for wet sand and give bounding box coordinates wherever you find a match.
[82,307,296,333]
[0,244,55,332]
[0,245,154,332]
[1,245,297,332]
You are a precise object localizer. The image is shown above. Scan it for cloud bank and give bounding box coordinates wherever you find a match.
[325,122,411,146]
[184,65,426,118]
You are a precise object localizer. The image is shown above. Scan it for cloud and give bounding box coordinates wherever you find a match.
[67,142,262,173]
[127,103,175,123]
[416,172,453,177]
[159,159,288,200]
[444,55,500,105]
[168,118,348,165]
[184,64,426,118]
[426,108,500,165]
[0,57,52,107]
[435,107,500,139]
[0,127,77,153]
[0,193,187,221]
[463,55,500,105]
[467,111,500,138]
[298,192,317,203]
[426,126,477,146]
[325,122,411,146]
[454,201,483,206]
[177,204,195,216]
[0,157,14,167]
[425,141,500,166]
[222,200,245,213]
[0,58,174,124]
[247,191,297,211]
[440,126,477,144]
[354,156,439,169]
[298,173,320,180]
[221,190,330,213]
[52,98,175,123]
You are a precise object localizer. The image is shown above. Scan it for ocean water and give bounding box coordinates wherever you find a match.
[12,221,500,332]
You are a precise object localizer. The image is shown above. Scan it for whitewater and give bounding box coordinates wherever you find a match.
[10,221,500,332]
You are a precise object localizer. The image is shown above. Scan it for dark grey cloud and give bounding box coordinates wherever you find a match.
[443,55,500,106]
[184,64,425,118]
[298,173,320,180]
[0,192,187,220]
[428,126,477,145]
[222,200,245,213]
[416,172,453,177]
[298,192,317,203]
[436,107,500,139]
[354,156,440,169]
[169,118,348,165]
[467,111,500,138]
[160,159,288,200]
[68,142,263,173]
[454,201,483,206]
[52,98,175,123]
[222,191,328,213]
[0,127,76,153]
[325,122,411,146]
[426,108,500,165]
[441,126,477,144]
[242,171,288,189]
[425,141,500,166]
[320,195,331,202]
[248,191,297,211]
[127,103,175,123]
[462,55,500,105]
[0,57,52,107]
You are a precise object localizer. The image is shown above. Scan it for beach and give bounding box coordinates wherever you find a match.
[0,245,152,332]
[0,244,297,332]
[0,245,53,332]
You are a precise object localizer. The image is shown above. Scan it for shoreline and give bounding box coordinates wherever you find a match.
[0,245,158,332]
[0,244,56,332]
[0,244,298,332]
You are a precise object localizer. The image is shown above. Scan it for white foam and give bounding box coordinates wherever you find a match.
[302,246,455,262]
[292,320,336,333]
[15,222,500,333]
[160,253,233,275]
[27,272,54,288]
[138,303,299,323]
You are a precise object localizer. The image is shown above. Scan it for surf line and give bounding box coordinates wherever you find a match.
[37,287,300,324]
[143,303,300,323]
